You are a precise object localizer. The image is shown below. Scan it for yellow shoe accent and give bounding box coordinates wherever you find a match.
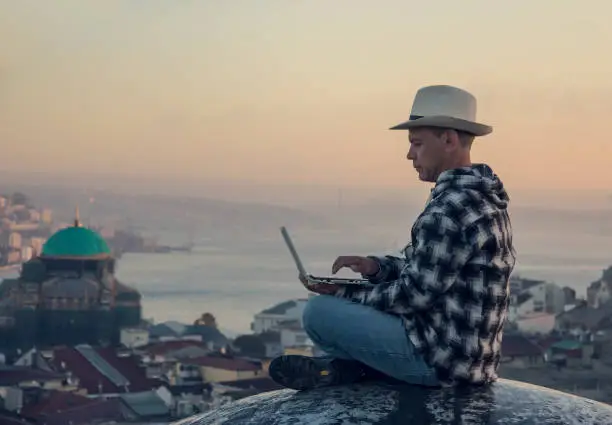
[320,370,330,376]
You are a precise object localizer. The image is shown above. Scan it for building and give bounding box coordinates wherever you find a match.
[251,298,310,334]
[508,277,567,323]
[500,334,546,368]
[40,209,53,224]
[180,356,263,383]
[8,232,22,249]
[0,211,142,349]
[277,319,310,348]
[120,328,150,349]
[515,313,556,335]
[587,268,612,308]
[555,300,612,334]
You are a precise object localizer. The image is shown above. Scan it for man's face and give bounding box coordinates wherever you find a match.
[406,127,449,182]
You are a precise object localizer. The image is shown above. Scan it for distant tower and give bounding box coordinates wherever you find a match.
[74,205,81,227]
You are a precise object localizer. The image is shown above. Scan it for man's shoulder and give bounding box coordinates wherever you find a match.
[424,188,471,216]
[424,188,507,228]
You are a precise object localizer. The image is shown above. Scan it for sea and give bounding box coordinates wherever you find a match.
[1,197,610,338]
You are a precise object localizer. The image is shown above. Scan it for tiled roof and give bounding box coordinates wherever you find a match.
[515,292,533,306]
[119,391,169,418]
[510,276,545,291]
[148,323,181,339]
[93,347,162,391]
[0,367,64,386]
[260,300,297,315]
[142,340,210,356]
[0,411,34,425]
[257,331,281,344]
[276,320,303,331]
[20,390,96,418]
[217,377,283,392]
[184,356,261,372]
[183,325,228,346]
[17,389,124,425]
[550,340,582,351]
[501,334,544,358]
[165,382,211,396]
[49,346,161,394]
[36,398,124,425]
[521,279,546,290]
[535,336,562,351]
[556,300,612,330]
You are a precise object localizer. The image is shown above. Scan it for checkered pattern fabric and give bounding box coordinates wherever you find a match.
[336,164,516,386]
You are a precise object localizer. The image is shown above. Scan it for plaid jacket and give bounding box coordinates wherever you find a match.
[336,164,516,386]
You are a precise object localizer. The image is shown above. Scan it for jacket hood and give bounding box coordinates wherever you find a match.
[431,164,509,209]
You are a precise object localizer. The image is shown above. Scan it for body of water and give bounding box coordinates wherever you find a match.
[114,222,609,336]
[1,206,610,338]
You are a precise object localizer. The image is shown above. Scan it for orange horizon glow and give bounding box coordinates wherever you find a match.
[1,1,612,191]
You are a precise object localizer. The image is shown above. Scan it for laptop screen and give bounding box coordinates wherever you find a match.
[280,226,308,278]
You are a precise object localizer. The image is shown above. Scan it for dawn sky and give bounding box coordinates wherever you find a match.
[1,0,612,191]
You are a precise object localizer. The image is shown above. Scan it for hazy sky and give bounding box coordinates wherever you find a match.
[2,1,612,192]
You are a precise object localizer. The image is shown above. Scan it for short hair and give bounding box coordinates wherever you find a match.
[430,127,475,147]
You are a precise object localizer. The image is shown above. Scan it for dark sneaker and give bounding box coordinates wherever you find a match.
[268,355,365,391]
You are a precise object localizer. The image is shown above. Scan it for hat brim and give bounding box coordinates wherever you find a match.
[389,115,492,137]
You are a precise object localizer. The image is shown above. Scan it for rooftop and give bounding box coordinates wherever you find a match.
[276,319,303,332]
[42,225,111,259]
[515,292,533,306]
[183,356,261,372]
[119,390,169,418]
[20,390,99,418]
[0,366,64,386]
[259,300,297,315]
[183,325,228,346]
[217,377,283,392]
[142,340,210,357]
[48,345,160,394]
[169,379,612,424]
[550,340,583,351]
[501,334,544,358]
[521,278,546,290]
[556,300,612,330]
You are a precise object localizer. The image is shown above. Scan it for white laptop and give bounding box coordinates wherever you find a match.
[280,226,373,286]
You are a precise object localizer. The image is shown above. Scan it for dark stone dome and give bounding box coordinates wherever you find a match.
[172,379,612,425]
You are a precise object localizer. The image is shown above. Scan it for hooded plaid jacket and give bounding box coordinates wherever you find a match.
[336,164,516,386]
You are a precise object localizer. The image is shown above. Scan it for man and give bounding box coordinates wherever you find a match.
[269,85,516,390]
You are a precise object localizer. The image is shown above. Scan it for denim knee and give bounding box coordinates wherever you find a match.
[302,295,336,336]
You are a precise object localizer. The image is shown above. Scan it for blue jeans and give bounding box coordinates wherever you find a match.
[302,294,439,386]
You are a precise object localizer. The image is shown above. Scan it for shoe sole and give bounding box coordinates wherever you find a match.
[268,355,332,391]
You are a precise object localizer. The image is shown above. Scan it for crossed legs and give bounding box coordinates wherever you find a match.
[302,294,439,387]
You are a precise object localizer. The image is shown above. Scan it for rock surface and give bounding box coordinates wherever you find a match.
[172,379,612,425]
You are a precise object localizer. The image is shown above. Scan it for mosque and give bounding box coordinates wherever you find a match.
[0,211,142,350]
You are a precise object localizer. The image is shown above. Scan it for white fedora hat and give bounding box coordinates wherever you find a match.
[390,85,492,137]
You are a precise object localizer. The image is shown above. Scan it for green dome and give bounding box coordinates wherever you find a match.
[42,226,111,258]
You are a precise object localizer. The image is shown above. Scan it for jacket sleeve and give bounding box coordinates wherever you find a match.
[361,255,407,284]
[336,212,474,312]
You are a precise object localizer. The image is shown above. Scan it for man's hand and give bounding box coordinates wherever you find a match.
[331,256,379,276]
[299,274,339,295]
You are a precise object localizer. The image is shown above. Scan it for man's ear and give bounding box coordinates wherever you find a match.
[444,130,461,151]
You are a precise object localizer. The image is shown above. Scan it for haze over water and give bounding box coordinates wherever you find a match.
[0,184,609,336]
[2,2,612,336]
